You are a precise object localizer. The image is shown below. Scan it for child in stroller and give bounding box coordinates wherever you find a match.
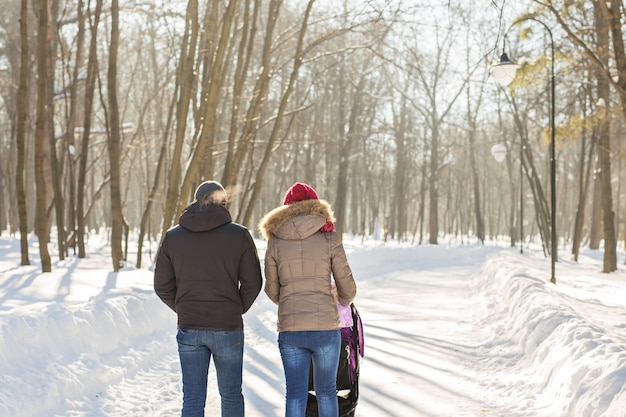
[306,303,364,417]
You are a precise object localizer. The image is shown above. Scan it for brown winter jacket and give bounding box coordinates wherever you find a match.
[154,201,263,330]
[258,199,357,332]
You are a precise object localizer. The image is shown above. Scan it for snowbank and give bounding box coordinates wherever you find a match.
[0,279,173,417]
[474,250,626,417]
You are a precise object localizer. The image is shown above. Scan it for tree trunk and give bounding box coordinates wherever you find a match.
[34,0,52,272]
[65,0,86,255]
[467,88,484,244]
[597,104,617,272]
[107,0,124,271]
[572,127,596,260]
[417,152,428,245]
[600,0,626,124]
[428,118,440,244]
[571,90,596,261]
[46,0,65,261]
[392,114,408,241]
[596,0,617,272]
[589,171,602,249]
[16,0,30,265]
[77,0,103,258]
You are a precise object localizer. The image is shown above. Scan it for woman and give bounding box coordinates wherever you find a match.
[259,182,357,417]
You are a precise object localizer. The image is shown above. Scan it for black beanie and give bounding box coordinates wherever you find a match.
[194,181,227,206]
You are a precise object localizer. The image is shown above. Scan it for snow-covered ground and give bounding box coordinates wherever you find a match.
[0,234,625,417]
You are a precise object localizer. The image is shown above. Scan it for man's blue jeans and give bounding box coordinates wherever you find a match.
[176,329,244,417]
[278,330,341,417]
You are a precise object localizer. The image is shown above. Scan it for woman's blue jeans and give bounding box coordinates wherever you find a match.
[278,330,341,417]
[176,329,244,417]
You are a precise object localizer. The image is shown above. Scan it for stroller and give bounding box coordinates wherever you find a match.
[306,303,364,417]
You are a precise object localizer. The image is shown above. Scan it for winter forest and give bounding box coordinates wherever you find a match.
[1,0,625,273]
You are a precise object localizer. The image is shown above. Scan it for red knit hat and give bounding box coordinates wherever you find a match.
[283,182,319,205]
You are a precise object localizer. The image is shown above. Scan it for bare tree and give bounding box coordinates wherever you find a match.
[76,0,103,258]
[16,0,30,265]
[47,0,65,262]
[571,82,598,261]
[107,0,124,271]
[594,0,617,272]
[407,26,468,245]
[34,0,52,272]
[62,0,86,255]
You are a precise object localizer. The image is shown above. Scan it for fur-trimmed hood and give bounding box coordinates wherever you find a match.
[258,199,336,240]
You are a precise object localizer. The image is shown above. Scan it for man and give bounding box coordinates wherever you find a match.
[155,181,263,417]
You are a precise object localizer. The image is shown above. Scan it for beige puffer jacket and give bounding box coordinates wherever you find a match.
[258,199,357,332]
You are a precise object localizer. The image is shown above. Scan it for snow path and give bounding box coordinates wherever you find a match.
[31,244,498,417]
[78,244,497,417]
[352,250,491,416]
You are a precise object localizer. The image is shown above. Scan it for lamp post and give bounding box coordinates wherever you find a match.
[491,17,556,283]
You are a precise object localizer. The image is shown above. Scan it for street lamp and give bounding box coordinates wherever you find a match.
[490,143,507,163]
[491,52,519,87]
[490,17,557,283]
